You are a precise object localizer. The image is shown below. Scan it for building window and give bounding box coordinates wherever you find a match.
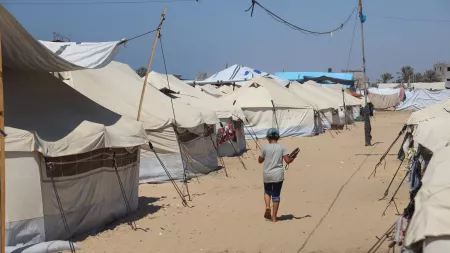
[447,79,450,81]
[45,147,139,178]
[447,67,450,72]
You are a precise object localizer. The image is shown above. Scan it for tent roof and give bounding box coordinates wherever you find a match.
[5,68,148,157]
[0,5,122,72]
[221,76,313,109]
[146,72,246,120]
[204,64,290,87]
[301,81,363,107]
[218,85,240,94]
[288,82,337,110]
[64,61,219,130]
[407,98,450,125]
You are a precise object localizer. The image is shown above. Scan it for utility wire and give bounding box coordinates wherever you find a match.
[1,0,197,5]
[365,11,450,23]
[345,9,358,71]
[119,28,158,45]
[246,0,357,35]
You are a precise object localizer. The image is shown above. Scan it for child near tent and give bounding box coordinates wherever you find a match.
[258,128,297,222]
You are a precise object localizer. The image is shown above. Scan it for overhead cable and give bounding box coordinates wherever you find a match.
[245,0,357,35]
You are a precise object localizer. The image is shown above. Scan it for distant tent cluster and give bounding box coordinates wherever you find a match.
[368,87,450,111]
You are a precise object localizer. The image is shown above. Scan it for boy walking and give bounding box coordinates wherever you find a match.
[258,128,296,222]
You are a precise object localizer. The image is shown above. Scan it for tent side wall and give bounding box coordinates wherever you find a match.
[243,107,315,139]
[6,152,45,246]
[140,125,218,183]
[6,147,141,246]
[41,147,140,241]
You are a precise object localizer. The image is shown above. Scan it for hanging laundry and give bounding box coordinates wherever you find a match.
[216,123,237,146]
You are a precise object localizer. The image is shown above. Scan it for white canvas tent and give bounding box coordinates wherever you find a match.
[288,81,346,130]
[4,68,149,246]
[405,116,450,251]
[0,5,150,248]
[221,76,315,139]
[204,64,290,87]
[145,72,247,157]
[406,98,450,125]
[60,61,221,184]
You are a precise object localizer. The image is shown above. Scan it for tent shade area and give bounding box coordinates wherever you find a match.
[4,67,148,246]
[61,61,223,183]
[145,71,247,157]
[195,84,226,98]
[221,76,315,139]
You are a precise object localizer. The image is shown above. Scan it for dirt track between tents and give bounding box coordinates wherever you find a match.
[75,111,412,253]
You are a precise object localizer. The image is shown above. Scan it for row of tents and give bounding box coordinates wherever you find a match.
[0,6,369,250]
[377,98,450,252]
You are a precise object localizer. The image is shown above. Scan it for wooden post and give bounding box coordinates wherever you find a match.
[0,32,6,253]
[137,8,167,121]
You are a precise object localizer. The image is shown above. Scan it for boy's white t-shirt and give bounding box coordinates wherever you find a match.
[259,143,288,183]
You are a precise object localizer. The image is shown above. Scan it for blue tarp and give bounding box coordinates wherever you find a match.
[275,72,354,81]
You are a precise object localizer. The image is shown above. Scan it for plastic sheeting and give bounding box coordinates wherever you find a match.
[397,89,450,111]
[205,64,290,87]
[368,92,401,109]
[0,5,122,72]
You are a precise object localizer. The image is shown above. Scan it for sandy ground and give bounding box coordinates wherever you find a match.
[76,111,412,253]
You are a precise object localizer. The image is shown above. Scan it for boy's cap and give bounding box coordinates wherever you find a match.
[266,128,280,138]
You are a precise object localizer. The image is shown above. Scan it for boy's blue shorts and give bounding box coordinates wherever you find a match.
[264,181,284,202]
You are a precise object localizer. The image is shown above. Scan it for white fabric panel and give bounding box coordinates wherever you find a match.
[4,68,148,156]
[397,89,450,111]
[368,88,401,95]
[5,152,45,246]
[243,108,315,139]
[146,72,246,121]
[205,64,290,87]
[40,158,139,241]
[407,98,450,125]
[66,61,219,130]
[0,6,122,72]
[405,144,450,246]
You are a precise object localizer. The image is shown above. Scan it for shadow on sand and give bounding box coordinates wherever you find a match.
[278,214,312,221]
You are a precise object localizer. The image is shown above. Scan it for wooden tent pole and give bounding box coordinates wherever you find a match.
[0,32,6,253]
[137,8,167,121]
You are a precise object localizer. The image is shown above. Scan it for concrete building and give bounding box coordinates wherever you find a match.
[434,63,450,82]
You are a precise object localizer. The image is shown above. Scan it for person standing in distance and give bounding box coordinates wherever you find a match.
[258,128,297,222]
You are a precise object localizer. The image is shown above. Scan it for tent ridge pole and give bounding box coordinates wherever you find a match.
[137,7,167,121]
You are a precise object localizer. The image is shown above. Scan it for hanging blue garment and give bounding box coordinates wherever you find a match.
[359,13,367,23]
[410,159,421,191]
